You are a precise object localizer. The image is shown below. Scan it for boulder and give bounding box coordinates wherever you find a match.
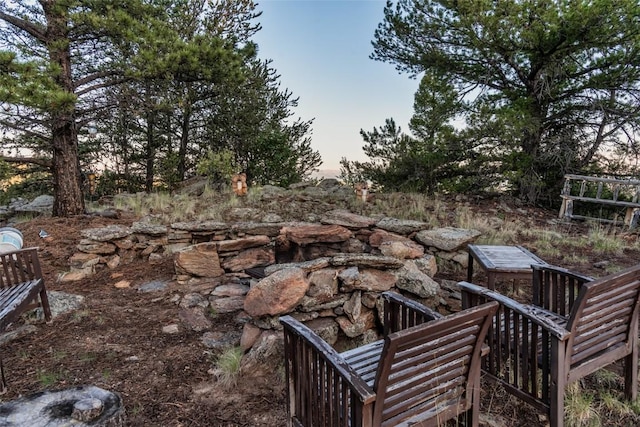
[210,296,246,314]
[77,239,117,255]
[131,222,167,235]
[231,222,283,237]
[0,385,124,426]
[336,308,376,338]
[306,268,339,302]
[394,261,440,298]
[414,227,481,251]
[305,317,340,345]
[221,248,275,272]
[240,330,284,379]
[244,268,309,317]
[178,307,212,332]
[240,323,263,350]
[174,242,224,277]
[339,267,397,292]
[210,283,249,297]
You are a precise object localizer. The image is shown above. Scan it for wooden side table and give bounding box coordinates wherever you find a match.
[467,244,547,290]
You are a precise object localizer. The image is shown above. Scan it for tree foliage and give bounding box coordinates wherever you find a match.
[0,0,320,213]
[369,0,640,204]
[342,72,497,193]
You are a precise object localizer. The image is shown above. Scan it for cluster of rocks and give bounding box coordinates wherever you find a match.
[65,209,482,361]
[0,195,54,221]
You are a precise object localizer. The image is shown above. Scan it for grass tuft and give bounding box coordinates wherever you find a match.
[565,382,601,427]
[215,346,244,387]
[37,370,60,387]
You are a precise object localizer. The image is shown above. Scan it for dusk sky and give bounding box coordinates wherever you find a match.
[252,0,420,174]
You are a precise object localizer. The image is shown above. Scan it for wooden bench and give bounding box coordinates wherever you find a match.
[460,263,640,427]
[558,174,640,228]
[280,292,498,427]
[0,247,51,393]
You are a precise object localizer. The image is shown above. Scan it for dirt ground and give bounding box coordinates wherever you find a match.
[0,200,639,426]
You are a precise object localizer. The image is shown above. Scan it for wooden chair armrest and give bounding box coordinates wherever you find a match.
[459,281,571,340]
[280,316,375,404]
[381,291,441,335]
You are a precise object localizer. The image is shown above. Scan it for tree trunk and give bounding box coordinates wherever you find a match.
[517,93,546,204]
[178,101,192,182]
[145,110,157,192]
[51,115,85,216]
[44,0,85,216]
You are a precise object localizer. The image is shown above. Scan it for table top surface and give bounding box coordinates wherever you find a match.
[468,244,547,272]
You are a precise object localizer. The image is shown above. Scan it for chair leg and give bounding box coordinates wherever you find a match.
[0,355,6,394]
[549,387,564,427]
[40,288,52,322]
[624,348,638,401]
[468,384,480,426]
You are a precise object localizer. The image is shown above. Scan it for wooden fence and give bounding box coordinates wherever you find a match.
[558,174,640,228]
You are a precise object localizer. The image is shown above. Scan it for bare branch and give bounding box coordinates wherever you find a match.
[0,11,47,43]
[0,118,48,141]
[0,155,52,169]
[73,71,120,91]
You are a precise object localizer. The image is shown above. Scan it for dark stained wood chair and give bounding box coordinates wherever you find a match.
[280,291,498,427]
[0,247,51,393]
[460,263,640,427]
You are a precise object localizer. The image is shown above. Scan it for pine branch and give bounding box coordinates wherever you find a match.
[0,11,47,43]
[0,155,52,169]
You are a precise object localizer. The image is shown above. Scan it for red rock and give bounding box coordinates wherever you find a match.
[216,235,270,253]
[174,243,224,277]
[244,268,309,317]
[284,224,352,245]
[222,248,275,272]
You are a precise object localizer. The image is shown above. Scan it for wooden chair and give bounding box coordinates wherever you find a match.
[460,263,640,427]
[280,291,498,427]
[0,247,51,393]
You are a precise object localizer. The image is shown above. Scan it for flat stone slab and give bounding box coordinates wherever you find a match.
[0,385,124,426]
[320,210,377,229]
[414,227,481,251]
[375,217,429,235]
[80,225,132,242]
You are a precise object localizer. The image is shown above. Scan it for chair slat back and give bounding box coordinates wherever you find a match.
[0,248,42,289]
[373,302,498,427]
[382,291,441,336]
[567,264,640,368]
[532,265,593,316]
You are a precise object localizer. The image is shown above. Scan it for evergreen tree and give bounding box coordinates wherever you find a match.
[0,0,243,213]
[371,0,640,204]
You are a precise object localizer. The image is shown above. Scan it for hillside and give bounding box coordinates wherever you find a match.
[1,187,639,426]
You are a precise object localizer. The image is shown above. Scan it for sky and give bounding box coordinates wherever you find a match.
[252,0,420,174]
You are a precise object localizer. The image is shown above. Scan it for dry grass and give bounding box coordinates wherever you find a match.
[214,346,244,388]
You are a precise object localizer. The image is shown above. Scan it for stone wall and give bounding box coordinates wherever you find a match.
[66,209,481,353]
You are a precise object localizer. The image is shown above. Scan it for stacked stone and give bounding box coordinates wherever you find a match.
[64,223,168,282]
[63,209,482,355]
